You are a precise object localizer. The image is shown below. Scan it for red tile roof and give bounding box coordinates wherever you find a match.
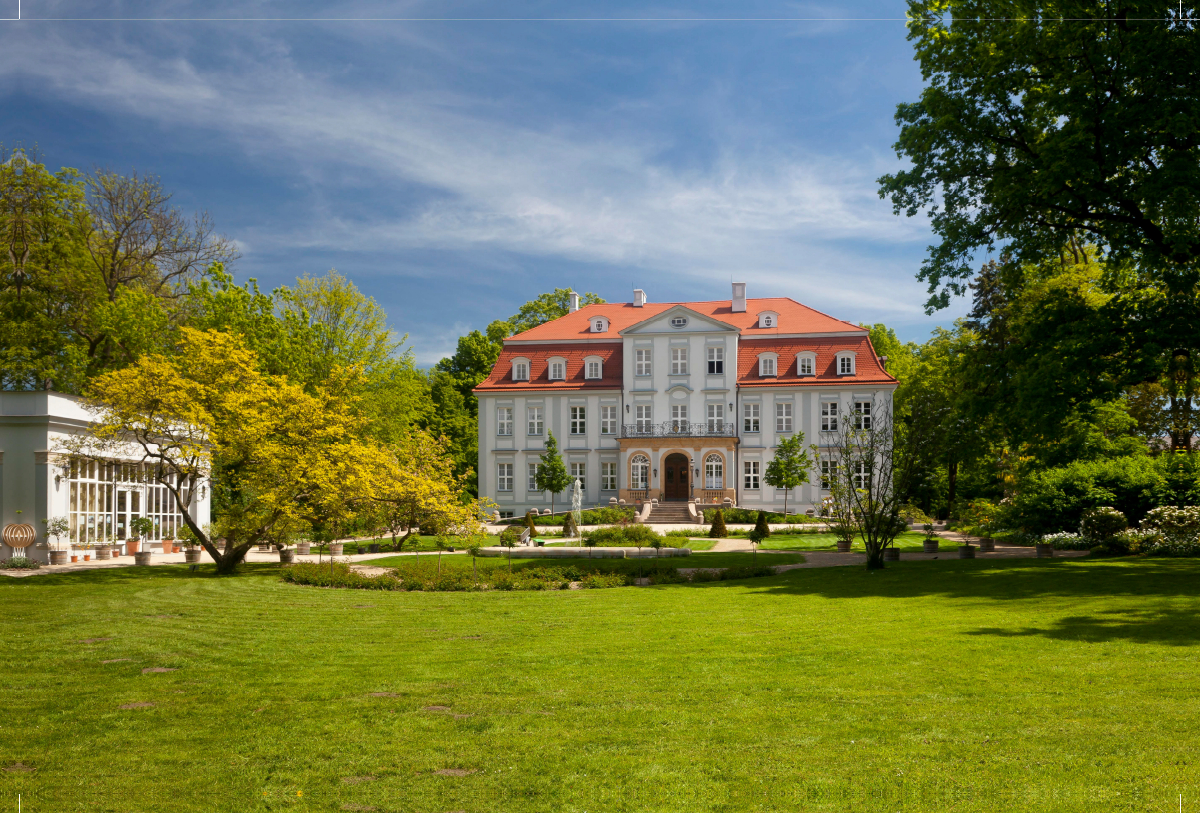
[736,337,897,387]
[505,298,863,343]
[474,343,623,392]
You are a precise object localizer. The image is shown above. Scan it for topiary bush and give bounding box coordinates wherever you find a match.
[708,509,728,538]
[748,510,771,544]
[1141,506,1200,548]
[1080,506,1128,543]
[563,511,578,538]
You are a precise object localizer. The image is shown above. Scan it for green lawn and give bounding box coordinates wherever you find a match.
[4,558,1199,811]
[757,529,935,551]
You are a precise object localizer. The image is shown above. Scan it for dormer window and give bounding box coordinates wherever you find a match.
[757,311,779,329]
[796,352,816,377]
[512,359,530,381]
[591,317,609,333]
[759,354,778,377]
[670,316,688,328]
[584,357,603,379]
[548,358,567,381]
[837,352,856,375]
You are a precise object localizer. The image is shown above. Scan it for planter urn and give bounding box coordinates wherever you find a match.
[184,548,202,564]
[1035,543,1054,558]
[49,550,69,566]
[329,543,344,556]
[161,539,173,554]
[922,539,939,553]
[883,547,900,562]
[127,539,140,554]
[978,539,995,552]
[134,551,153,566]
[836,540,853,553]
[296,542,311,556]
[279,549,296,564]
[958,545,976,559]
[369,543,380,554]
[95,546,111,560]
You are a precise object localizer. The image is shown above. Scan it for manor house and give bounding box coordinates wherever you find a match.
[474,283,897,518]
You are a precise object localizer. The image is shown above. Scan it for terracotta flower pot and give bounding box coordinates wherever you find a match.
[161,539,173,554]
[127,539,140,554]
[70,555,79,563]
[84,554,91,561]
[172,545,181,554]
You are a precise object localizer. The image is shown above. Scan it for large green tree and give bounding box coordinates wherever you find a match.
[881,1,1200,450]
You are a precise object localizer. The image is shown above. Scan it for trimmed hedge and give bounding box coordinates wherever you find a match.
[701,508,822,524]
[499,507,637,527]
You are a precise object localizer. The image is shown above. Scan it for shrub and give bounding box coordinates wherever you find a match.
[563,511,578,538]
[621,524,661,545]
[1142,506,1200,546]
[1039,531,1088,550]
[525,511,539,536]
[898,503,934,525]
[580,572,630,589]
[1010,455,1175,532]
[582,526,625,546]
[701,508,821,524]
[749,511,771,543]
[708,509,728,539]
[498,527,522,546]
[719,565,776,580]
[1,557,40,570]
[582,524,662,547]
[1080,506,1128,543]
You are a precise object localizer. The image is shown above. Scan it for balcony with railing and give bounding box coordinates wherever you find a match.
[621,421,737,439]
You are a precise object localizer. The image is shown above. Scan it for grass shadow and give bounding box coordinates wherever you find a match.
[0,562,282,588]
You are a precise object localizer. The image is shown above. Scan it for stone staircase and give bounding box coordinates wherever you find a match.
[645,501,695,524]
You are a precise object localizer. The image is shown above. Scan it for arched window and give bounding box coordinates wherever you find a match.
[630,454,650,490]
[704,454,724,489]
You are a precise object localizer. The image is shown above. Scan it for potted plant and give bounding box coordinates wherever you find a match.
[160,525,172,554]
[44,517,70,566]
[95,532,112,560]
[296,536,311,556]
[922,523,939,554]
[178,526,203,564]
[130,517,155,565]
[1035,537,1055,558]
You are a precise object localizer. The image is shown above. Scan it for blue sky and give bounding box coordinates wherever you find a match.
[3,1,969,364]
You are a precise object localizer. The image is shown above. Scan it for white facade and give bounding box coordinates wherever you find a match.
[0,391,211,562]
[475,289,898,516]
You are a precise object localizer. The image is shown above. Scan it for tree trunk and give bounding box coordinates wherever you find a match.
[865,543,886,570]
[946,458,958,518]
[782,489,788,521]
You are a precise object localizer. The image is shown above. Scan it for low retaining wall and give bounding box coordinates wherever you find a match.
[479,547,691,559]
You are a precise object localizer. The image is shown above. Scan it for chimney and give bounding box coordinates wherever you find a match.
[633,288,647,308]
[731,282,746,313]
[878,356,889,371]
[569,291,580,313]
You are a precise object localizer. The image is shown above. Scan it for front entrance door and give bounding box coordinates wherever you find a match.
[115,489,141,540]
[663,453,690,500]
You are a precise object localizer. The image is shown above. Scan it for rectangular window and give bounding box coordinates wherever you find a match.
[550,361,565,380]
[586,360,601,379]
[497,463,513,492]
[635,404,653,433]
[497,407,513,436]
[854,400,872,430]
[527,407,544,436]
[820,459,838,490]
[514,362,528,381]
[839,356,854,375]
[671,347,688,375]
[760,357,776,377]
[821,402,838,432]
[601,462,617,491]
[744,403,760,432]
[707,346,724,374]
[570,462,586,490]
[707,403,724,432]
[635,348,652,376]
[776,402,793,432]
[600,405,617,435]
[744,460,760,490]
[570,406,586,435]
[498,510,514,519]
[853,460,869,490]
[671,405,688,432]
[528,462,541,492]
[798,356,814,376]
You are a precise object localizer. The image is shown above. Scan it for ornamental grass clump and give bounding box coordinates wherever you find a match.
[708,510,728,539]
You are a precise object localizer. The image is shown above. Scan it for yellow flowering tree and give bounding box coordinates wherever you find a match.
[75,328,383,574]
[374,428,488,544]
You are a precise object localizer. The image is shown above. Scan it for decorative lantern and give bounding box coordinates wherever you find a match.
[3,523,37,549]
